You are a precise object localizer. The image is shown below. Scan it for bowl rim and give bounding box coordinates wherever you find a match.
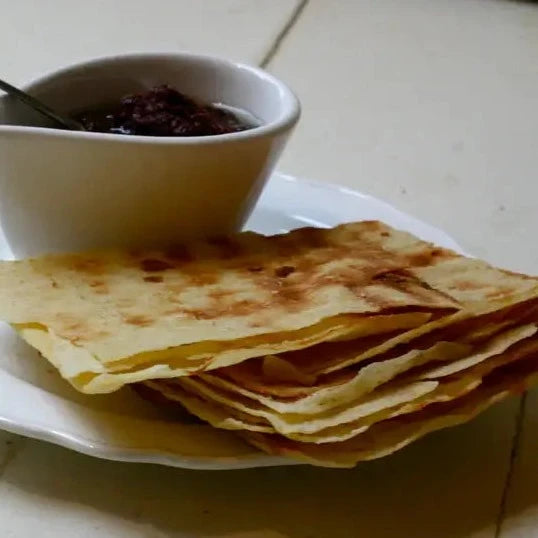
[0,51,301,145]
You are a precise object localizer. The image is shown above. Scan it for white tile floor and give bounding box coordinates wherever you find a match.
[0,398,520,538]
[1,1,537,536]
[1,0,299,83]
[501,388,538,537]
[269,0,538,274]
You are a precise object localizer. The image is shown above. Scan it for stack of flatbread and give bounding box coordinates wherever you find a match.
[0,221,536,467]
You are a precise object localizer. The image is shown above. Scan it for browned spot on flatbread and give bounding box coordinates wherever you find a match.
[274,285,308,312]
[405,246,455,267]
[186,271,219,287]
[405,251,436,267]
[67,328,111,345]
[53,313,112,344]
[89,279,109,292]
[163,307,189,318]
[275,265,296,278]
[64,321,84,333]
[165,268,219,290]
[123,314,154,327]
[177,309,214,320]
[451,280,482,291]
[181,299,262,320]
[73,258,104,275]
[140,258,174,272]
[485,286,519,299]
[373,271,412,285]
[54,313,83,328]
[144,275,163,283]
[208,288,235,301]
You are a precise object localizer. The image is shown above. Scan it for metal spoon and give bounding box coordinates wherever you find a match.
[0,78,86,131]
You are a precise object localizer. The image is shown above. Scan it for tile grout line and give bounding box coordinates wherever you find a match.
[495,392,527,538]
[260,0,309,68]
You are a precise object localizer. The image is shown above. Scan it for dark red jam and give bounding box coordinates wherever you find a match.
[75,85,257,137]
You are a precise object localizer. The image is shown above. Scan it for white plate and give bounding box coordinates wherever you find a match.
[0,172,464,470]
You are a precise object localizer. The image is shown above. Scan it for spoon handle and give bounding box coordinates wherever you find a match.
[0,78,85,131]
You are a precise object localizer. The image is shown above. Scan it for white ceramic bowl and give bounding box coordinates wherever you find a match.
[0,53,300,257]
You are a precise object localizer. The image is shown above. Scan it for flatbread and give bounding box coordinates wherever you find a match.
[201,324,536,416]
[213,298,538,399]
[18,312,426,393]
[143,380,274,433]
[288,331,538,443]
[145,327,537,440]
[201,342,468,415]
[1,221,536,393]
[241,353,538,467]
[0,222,473,393]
